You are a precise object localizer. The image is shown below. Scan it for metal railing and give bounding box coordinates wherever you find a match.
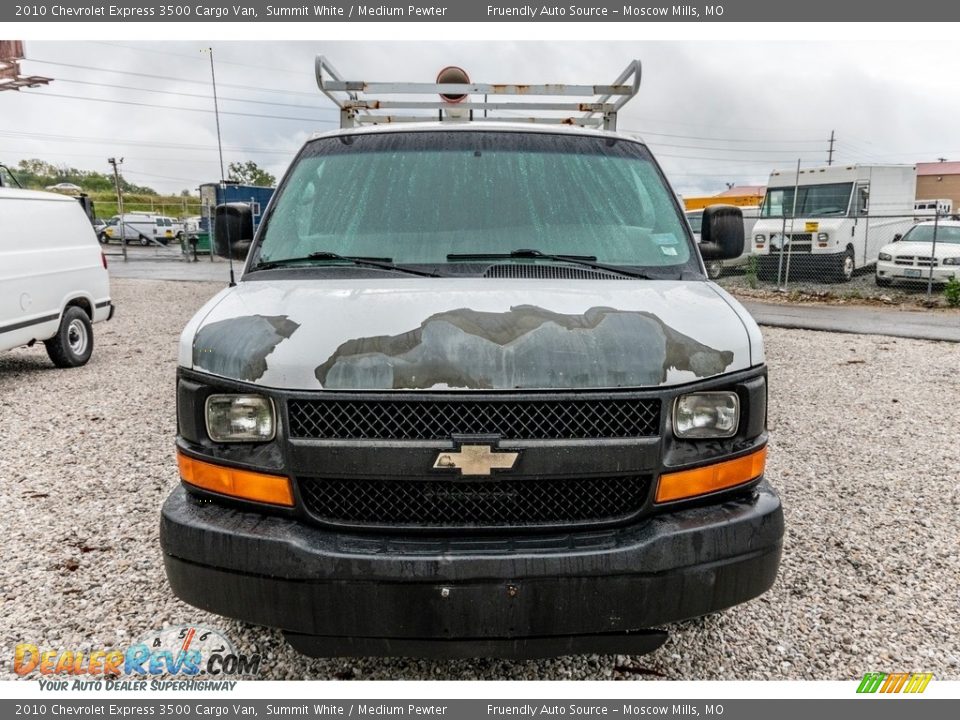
[315,56,642,130]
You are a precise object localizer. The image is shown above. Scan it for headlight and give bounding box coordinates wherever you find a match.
[943,257,960,266]
[673,392,740,439]
[817,232,829,242]
[878,252,893,261]
[205,394,276,442]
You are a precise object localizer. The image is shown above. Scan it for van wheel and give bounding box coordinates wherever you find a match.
[139,234,150,246]
[835,248,855,282]
[705,260,724,279]
[44,306,94,368]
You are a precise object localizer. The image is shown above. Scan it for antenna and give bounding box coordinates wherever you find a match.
[204,46,235,287]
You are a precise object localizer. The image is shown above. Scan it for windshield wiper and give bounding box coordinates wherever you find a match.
[446,248,669,280]
[251,251,440,277]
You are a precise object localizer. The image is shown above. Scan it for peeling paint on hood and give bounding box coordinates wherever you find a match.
[315,305,733,390]
[180,278,760,390]
[193,315,300,382]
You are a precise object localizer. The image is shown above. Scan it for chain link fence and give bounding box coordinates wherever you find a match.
[709,211,960,305]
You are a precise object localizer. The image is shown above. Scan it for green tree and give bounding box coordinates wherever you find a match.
[12,158,155,194]
[227,161,276,187]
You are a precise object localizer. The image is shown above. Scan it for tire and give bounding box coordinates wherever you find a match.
[834,248,855,283]
[705,260,724,280]
[139,234,150,246]
[97,233,108,245]
[44,306,93,368]
[875,275,893,288]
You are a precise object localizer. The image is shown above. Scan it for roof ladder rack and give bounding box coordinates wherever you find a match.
[315,56,641,131]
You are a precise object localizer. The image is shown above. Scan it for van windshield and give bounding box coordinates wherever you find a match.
[254,131,694,272]
[761,182,853,218]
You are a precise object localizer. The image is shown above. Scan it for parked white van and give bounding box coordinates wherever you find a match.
[100,212,181,246]
[0,187,114,367]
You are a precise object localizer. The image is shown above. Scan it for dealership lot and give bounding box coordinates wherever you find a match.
[1,278,958,680]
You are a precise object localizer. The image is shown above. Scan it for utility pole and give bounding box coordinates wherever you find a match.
[107,157,127,262]
[827,130,835,166]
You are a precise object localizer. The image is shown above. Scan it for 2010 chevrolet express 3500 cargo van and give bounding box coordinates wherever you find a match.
[160,59,784,659]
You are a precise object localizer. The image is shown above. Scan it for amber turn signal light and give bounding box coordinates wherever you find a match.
[176,450,294,507]
[656,446,767,504]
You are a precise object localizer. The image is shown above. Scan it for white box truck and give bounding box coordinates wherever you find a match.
[752,164,916,282]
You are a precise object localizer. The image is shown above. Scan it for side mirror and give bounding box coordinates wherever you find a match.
[213,203,254,261]
[698,205,744,262]
[892,233,902,243]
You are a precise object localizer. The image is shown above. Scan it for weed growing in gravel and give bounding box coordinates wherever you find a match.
[944,277,960,308]
[745,256,759,289]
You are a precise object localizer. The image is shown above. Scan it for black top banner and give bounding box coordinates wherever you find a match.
[1,0,944,23]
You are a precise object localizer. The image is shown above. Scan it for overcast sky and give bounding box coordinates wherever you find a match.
[2,40,959,197]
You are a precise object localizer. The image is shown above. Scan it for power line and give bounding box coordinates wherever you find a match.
[648,141,822,154]
[0,129,297,156]
[0,146,223,165]
[53,77,336,113]
[655,152,815,164]
[24,58,320,98]
[86,41,312,77]
[19,89,338,125]
[625,127,825,144]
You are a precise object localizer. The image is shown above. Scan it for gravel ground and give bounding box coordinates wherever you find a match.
[1,278,958,681]
[716,266,957,308]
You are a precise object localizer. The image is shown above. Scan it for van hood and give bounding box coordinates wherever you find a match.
[181,279,760,391]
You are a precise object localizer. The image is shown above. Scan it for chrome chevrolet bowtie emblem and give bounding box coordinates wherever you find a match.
[433,445,519,476]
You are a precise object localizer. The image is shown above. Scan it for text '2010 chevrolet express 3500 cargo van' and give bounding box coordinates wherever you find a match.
[160,58,784,659]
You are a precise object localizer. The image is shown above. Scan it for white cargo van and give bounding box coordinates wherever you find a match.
[0,187,114,367]
[100,212,179,246]
[752,164,916,281]
[160,59,783,660]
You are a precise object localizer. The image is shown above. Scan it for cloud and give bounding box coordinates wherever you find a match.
[2,40,959,199]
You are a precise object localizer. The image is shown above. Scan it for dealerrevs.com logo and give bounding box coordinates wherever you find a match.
[857,672,933,694]
[15,625,261,690]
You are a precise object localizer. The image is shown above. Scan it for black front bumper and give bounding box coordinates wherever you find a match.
[160,480,783,658]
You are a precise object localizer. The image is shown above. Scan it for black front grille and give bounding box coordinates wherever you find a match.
[298,475,650,528]
[287,397,661,440]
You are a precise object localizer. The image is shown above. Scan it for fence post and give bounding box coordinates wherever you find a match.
[927,210,939,298]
